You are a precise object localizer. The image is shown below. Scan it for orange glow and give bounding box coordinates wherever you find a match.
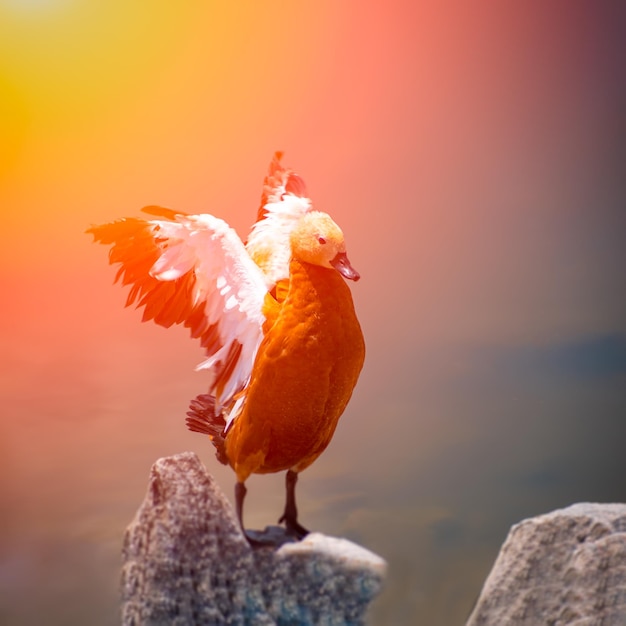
[1,3,624,624]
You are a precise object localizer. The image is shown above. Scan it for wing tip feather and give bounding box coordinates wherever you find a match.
[141,205,188,220]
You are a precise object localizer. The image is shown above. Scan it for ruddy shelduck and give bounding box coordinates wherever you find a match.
[87,153,365,543]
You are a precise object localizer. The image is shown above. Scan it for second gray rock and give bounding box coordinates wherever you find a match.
[466,502,626,625]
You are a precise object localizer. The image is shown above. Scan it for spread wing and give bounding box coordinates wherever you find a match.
[246,152,313,289]
[87,207,267,411]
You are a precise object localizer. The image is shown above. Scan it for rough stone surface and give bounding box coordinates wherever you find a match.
[121,452,386,626]
[466,503,626,626]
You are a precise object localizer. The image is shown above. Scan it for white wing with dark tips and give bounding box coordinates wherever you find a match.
[87,209,267,410]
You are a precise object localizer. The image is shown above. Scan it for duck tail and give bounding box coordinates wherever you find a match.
[185,394,228,465]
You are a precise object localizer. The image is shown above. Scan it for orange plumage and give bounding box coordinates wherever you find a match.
[87,153,365,543]
[227,257,365,481]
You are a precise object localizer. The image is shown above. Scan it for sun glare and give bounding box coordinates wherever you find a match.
[3,0,72,9]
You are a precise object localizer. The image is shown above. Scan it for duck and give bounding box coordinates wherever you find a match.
[87,153,365,543]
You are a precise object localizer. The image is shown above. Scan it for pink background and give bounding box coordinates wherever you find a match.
[1,2,625,624]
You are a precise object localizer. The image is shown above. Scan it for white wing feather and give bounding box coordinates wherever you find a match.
[245,153,313,287]
[246,194,311,287]
[147,214,267,410]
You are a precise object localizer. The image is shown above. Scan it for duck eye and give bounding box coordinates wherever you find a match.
[317,236,327,245]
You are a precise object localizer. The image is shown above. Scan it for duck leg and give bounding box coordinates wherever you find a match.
[278,470,309,539]
[237,478,303,547]
[235,481,248,536]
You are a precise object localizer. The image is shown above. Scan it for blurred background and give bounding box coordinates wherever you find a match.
[1,1,625,624]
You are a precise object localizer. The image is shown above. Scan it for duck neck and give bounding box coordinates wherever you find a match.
[287,258,350,305]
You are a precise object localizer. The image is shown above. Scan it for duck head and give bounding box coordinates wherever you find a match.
[290,211,360,281]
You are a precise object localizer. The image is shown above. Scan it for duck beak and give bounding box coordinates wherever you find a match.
[330,252,360,281]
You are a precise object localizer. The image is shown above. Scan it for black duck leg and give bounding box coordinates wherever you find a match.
[236,480,286,547]
[235,481,263,547]
[278,470,310,539]
[235,481,250,538]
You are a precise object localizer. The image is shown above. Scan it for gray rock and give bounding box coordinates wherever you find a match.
[466,502,626,626]
[121,452,386,626]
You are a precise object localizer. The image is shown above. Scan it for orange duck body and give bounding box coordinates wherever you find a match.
[226,257,365,482]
